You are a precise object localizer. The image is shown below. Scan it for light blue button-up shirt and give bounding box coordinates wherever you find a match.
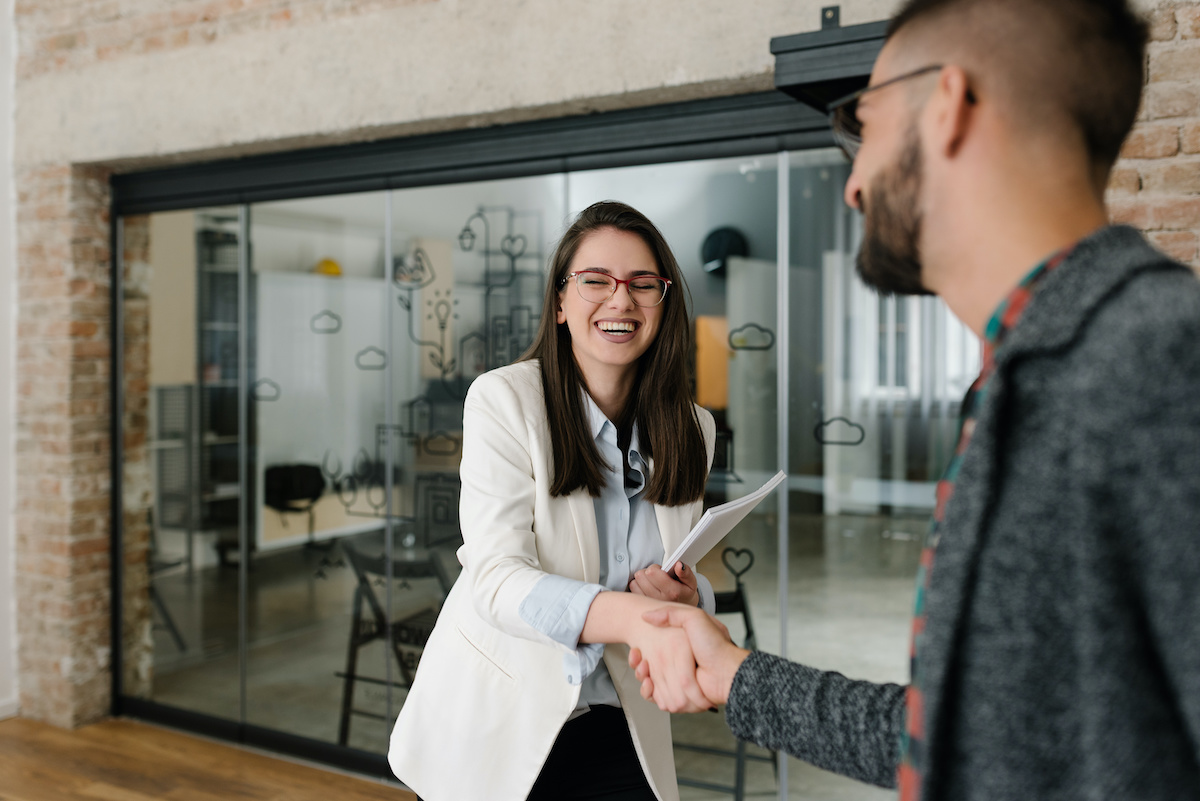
[518,392,714,712]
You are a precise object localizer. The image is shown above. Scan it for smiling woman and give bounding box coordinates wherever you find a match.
[535,203,708,504]
[388,201,719,801]
[554,227,666,417]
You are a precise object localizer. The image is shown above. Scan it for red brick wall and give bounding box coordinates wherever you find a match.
[1108,3,1200,266]
[15,164,114,727]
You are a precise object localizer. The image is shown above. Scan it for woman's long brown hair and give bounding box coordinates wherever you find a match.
[520,201,706,506]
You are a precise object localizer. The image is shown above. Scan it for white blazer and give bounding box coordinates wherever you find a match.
[389,360,716,801]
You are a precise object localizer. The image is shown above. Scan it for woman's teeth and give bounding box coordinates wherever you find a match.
[597,321,636,333]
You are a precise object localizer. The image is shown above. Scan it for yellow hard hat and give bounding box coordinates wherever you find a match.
[313,257,342,276]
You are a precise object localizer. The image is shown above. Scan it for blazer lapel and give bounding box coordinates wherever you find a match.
[638,454,675,558]
[567,489,601,584]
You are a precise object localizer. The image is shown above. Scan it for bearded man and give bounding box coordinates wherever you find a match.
[632,1,1200,799]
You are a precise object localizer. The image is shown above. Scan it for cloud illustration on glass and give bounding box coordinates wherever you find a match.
[500,234,526,260]
[393,247,435,289]
[252,378,281,402]
[423,431,461,457]
[310,310,342,334]
[814,417,866,446]
[355,346,388,371]
[728,323,776,351]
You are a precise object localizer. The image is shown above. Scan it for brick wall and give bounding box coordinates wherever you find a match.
[120,216,153,700]
[15,164,113,727]
[16,0,434,81]
[1109,2,1200,266]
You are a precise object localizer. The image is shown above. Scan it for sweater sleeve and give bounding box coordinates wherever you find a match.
[1104,273,1200,765]
[725,651,906,788]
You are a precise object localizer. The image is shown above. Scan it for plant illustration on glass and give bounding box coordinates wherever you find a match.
[318,204,544,533]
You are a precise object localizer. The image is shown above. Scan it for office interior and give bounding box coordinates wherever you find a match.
[119,150,981,800]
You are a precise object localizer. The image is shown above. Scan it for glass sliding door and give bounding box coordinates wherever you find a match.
[244,191,396,747]
[779,148,981,800]
[119,176,569,760]
[363,174,566,752]
[119,206,245,723]
[569,155,786,799]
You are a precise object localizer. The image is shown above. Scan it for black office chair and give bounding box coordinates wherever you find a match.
[674,547,775,801]
[336,532,456,747]
[264,463,326,549]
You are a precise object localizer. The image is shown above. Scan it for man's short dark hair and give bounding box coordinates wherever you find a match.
[886,0,1148,173]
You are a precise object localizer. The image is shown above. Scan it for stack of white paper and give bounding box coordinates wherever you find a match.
[663,470,787,570]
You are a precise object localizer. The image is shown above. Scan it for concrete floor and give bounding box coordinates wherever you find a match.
[144,510,923,800]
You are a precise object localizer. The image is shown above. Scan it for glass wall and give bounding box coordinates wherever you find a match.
[120,206,244,724]
[120,149,978,800]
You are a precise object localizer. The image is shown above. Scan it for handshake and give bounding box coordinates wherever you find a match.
[625,604,752,714]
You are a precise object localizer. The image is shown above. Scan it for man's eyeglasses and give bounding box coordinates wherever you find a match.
[826,64,945,161]
[559,270,672,307]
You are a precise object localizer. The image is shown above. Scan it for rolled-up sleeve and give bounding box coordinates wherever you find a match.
[519,574,608,685]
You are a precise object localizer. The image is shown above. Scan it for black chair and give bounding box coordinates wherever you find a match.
[336,532,457,747]
[675,547,775,801]
[264,463,326,549]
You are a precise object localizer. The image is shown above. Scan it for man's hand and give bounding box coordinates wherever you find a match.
[628,562,699,606]
[628,606,750,710]
[578,592,711,712]
[626,615,714,713]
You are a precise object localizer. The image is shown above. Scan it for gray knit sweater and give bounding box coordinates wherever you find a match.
[725,226,1200,800]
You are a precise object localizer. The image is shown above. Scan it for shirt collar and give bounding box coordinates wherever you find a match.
[981,243,1075,369]
[583,390,609,442]
[582,390,644,461]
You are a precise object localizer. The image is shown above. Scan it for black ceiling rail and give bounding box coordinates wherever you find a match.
[111,91,831,215]
[771,17,889,114]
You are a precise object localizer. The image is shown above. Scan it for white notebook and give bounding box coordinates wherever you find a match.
[663,470,787,571]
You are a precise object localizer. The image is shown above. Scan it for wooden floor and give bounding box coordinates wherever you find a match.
[0,717,416,801]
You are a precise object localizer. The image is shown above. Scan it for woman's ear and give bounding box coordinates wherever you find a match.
[556,299,566,325]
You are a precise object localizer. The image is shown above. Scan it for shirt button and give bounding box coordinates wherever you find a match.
[616,552,626,563]
[568,675,575,682]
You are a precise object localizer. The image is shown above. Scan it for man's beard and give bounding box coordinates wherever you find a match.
[855,126,932,296]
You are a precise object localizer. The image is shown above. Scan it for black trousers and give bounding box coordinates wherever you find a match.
[525,705,658,801]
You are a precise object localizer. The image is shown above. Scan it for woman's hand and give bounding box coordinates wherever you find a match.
[628,563,699,606]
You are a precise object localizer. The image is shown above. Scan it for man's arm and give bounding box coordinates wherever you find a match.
[633,606,906,789]
[726,651,905,789]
